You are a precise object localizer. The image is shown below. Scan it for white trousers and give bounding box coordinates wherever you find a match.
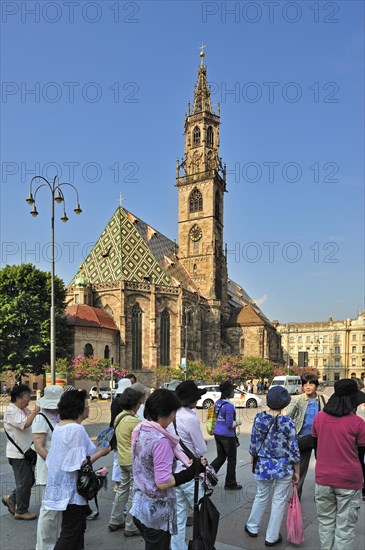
[35,486,62,550]
[112,450,121,482]
[315,484,361,550]
[171,479,203,550]
[246,476,292,544]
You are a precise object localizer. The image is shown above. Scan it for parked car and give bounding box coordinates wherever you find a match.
[89,386,114,400]
[160,380,184,391]
[196,385,262,409]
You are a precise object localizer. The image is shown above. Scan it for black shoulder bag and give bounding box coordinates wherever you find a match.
[4,429,37,466]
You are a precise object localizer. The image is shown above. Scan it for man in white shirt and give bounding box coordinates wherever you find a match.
[169,380,208,550]
[3,384,40,520]
[32,385,64,550]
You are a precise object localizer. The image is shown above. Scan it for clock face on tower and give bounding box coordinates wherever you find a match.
[189,225,202,242]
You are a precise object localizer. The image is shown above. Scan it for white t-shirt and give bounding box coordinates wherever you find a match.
[32,410,58,485]
[4,403,33,459]
[43,423,96,511]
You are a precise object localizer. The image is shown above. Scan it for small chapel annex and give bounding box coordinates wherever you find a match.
[65,51,282,384]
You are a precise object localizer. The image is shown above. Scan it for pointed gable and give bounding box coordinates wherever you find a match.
[68,207,199,291]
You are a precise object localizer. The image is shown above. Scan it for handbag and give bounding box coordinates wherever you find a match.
[77,456,107,513]
[286,484,304,544]
[4,429,37,466]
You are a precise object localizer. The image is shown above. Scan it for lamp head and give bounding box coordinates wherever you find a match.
[60,211,69,223]
[54,190,64,204]
[26,193,35,205]
[30,205,39,217]
[74,203,82,215]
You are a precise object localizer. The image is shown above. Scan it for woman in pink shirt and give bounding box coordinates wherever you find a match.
[130,389,204,550]
[312,379,365,550]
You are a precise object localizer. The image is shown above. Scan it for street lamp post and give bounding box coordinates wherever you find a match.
[26,176,82,385]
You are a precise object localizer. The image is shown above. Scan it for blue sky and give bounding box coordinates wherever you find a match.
[1,0,364,323]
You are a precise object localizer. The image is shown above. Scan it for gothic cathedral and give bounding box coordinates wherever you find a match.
[66,52,282,384]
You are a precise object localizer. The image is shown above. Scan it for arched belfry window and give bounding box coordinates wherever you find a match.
[132,303,142,370]
[84,343,93,357]
[160,308,170,366]
[207,126,214,147]
[193,126,201,145]
[104,345,110,359]
[189,188,203,213]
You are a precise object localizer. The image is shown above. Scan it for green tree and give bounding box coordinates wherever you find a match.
[211,355,247,383]
[0,264,73,375]
[155,365,184,386]
[185,360,211,382]
[242,356,275,381]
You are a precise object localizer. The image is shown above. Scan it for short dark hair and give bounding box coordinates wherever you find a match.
[118,387,144,410]
[144,389,181,421]
[301,375,319,387]
[59,389,87,420]
[126,373,137,383]
[10,384,31,403]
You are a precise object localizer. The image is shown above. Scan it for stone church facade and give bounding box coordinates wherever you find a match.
[65,52,282,383]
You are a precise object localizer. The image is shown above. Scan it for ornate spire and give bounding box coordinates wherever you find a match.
[192,45,212,114]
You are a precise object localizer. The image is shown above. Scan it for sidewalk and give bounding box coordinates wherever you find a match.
[1,402,364,550]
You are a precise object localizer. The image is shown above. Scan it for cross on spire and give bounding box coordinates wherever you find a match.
[198,42,207,65]
[116,192,125,208]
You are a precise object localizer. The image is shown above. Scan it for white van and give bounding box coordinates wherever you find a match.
[269,376,302,395]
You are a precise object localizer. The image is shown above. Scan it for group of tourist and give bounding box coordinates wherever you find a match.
[2,374,365,550]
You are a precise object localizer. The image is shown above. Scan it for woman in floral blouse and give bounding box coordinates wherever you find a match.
[245,386,300,547]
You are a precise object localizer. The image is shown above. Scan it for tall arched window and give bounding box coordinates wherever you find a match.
[132,303,142,370]
[84,343,94,357]
[207,126,214,147]
[215,190,220,219]
[189,188,203,213]
[104,345,110,359]
[193,126,201,145]
[160,308,170,366]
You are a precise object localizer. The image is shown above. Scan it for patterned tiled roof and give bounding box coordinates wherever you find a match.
[68,208,198,291]
[65,304,119,331]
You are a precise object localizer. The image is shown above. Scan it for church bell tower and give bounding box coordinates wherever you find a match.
[176,49,227,302]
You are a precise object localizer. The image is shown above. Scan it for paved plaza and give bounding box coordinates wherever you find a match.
[1,395,364,550]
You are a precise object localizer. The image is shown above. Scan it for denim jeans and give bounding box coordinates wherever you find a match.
[315,484,361,550]
[211,435,237,486]
[246,476,292,543]
[8,457,35,514]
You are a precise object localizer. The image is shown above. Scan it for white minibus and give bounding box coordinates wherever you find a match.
[269,376,302,395]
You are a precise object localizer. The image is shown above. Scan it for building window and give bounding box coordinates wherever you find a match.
[362,334,365,341]
[215,190,220,218]
[297,335,302,343]
[351,358,357,367]
[193,263,197,273]
[351,372,356,377]
[323,346,328,353]
[323,335,328,342]
[335,358,340,367]
[74,294,80,304]
[362,346,365,354]
[352,346,357,353]
[352,334,357,341]
[160,308,170,366]
[84,343,93,357]
[334,334,340,342]
[207,126,214,147]
[323,358,327,365]
[334,346,341,354]
[334,372,340,381]
[193,126,201,145]
[132,303,142,370]
[189,188,203,213]
[104,345,110,360]
[306,336,310,343]
[240,338,244,353]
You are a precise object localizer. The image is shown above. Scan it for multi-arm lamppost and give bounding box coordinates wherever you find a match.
[26,176,82,385]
